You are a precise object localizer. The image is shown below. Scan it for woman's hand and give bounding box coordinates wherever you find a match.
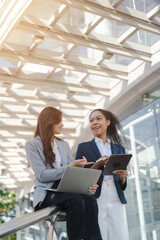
[113,170,128,185]
[91,155,109,169]
[89,184,98,194]
[70,157,94,168]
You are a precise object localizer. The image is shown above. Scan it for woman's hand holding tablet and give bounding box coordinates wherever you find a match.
[91,155,109,169]
[103,154,132,175]
[113,169,128,185]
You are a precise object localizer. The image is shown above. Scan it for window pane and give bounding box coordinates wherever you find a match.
[121,99,160,240]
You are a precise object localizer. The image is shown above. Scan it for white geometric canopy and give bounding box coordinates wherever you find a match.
[0,0,160,193]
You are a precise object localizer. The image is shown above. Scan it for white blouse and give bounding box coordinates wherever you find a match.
[95,137,113,180]
[52,139,62,168]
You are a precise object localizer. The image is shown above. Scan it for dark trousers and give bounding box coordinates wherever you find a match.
[35,192,102,240]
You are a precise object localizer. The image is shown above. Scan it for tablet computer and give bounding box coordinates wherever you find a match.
[44,166,102,195]
[102,154,132,175]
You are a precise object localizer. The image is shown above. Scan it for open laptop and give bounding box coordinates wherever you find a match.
[102,154,132,175]
[44,166,102,195]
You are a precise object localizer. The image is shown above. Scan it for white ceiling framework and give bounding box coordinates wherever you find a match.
[0,0,160,193]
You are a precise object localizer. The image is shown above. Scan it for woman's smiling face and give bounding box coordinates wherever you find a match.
[89,110,110,138]
[53,120,64,135]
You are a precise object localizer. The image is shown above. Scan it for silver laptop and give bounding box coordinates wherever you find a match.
[44,166,102,195]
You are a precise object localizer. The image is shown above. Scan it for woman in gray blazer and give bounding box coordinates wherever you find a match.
[25,106,102,240]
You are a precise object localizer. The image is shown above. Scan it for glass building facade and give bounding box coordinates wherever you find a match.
[122,97,160,240]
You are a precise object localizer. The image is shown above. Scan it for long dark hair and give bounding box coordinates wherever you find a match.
[35,106,62,167]
[90,109,123,145]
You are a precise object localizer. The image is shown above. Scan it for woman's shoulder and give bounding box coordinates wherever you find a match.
[55,138,69,148]
[78,140,93,147]
[111,142,125,152]
[56,139,74,156]
[111,142,124,147]
[25,136,42,148]
[56,138,66,143]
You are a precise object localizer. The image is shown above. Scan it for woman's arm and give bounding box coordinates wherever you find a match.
[113,170,128,186]
[91,156,109,169]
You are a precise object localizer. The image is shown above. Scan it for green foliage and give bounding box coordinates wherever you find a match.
[1,234,16,240]
[0,190,16,222]
[0,190,16,239]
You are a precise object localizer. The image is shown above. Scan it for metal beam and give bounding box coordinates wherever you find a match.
[55,0,160,35]
[16,21,151,62]
[112,0,125,8]
[0,73,111,93]
[147,5,160,20]
[0,0,34,48]
[0,48,129,79]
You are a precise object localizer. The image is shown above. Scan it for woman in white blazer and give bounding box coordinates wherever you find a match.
[25,106,102,240]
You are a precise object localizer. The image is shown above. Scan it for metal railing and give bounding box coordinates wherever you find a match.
[0,205,60,238]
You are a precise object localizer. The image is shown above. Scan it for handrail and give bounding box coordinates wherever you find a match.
[0,205,60,238]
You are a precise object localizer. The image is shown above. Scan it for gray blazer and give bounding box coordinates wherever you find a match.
[25,136,74,208]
